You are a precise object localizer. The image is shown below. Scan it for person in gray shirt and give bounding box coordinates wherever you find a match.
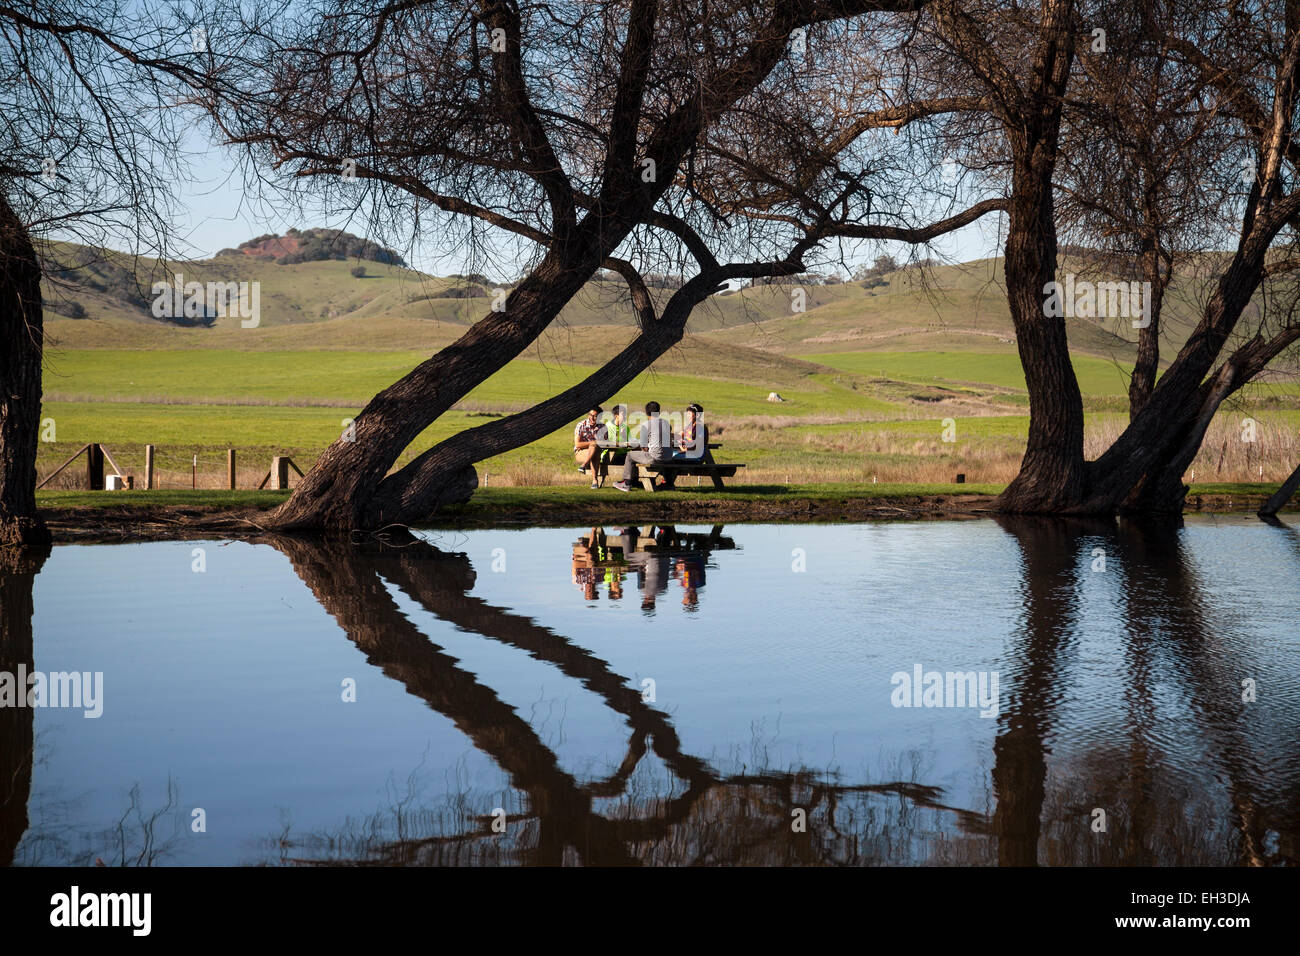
[614,401,673,491]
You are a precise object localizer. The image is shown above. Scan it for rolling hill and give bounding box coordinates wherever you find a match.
[41,237,1249,369]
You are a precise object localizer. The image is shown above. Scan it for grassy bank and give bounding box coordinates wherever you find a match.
[35,481,1297,534]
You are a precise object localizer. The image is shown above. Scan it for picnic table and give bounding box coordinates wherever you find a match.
[592,440,744,490]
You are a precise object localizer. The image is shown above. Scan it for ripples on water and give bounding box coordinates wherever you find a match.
[1,515,1296,866]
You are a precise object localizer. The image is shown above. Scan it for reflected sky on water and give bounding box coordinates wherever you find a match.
[2,515,1297,865]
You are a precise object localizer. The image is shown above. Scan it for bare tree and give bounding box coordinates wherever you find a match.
[1054,3,1238,419]
[0,1,207,546]
[904,0,1300,513]
[188,0,1022,531]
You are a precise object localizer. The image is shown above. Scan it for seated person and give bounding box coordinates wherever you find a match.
[614,401,673,491]
[572,405,607,488]
[598,404,630,480]
[671,403,708,461]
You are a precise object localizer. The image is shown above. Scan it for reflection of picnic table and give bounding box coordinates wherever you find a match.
[575,525,737,563]
[592,441,745,490]
[572,526,735,607]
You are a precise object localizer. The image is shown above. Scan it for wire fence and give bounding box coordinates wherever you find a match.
[36,445,305,491]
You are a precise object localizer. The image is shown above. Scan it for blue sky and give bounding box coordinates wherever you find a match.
[153,129,1003,275]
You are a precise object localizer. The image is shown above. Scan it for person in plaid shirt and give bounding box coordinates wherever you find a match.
[573,405,606,488]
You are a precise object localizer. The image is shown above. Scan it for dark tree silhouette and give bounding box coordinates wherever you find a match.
[0,1,210,545]
[0,542,48,863]
[194,0,1014,531]
[914,0,1300,513]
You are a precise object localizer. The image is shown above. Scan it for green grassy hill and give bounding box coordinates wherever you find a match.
[32,237,1300,495]
[42,242,1254,366]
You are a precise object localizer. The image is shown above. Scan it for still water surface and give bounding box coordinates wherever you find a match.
[2,516,1297,865]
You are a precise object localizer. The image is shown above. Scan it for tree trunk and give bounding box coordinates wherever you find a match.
[993,7,1085,513]
[1124,367,1232,513]
[1259,460,1300,517]
[1128,239,1164,419]
[0,195,50,549]
[995,159,1087,512]
[1082,249,1267,513]
[362,276,721,526]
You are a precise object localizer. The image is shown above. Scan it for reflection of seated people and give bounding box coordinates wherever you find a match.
[674,555,706,609]
[639,552,671,613]
[573,525,715,611]
[571,526,603,599]
[603,567,625,600]
[620,526,670,613]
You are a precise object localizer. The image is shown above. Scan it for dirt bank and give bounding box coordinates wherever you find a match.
[35,490,1293,542]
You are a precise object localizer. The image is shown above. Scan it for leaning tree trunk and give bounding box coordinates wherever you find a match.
[1125,369,1232,513]
[1259,460,1300,517]
[0,195,50,549]
[991,0,1087,513]
[361,274,723,526]
[1081,248,1270,513]
[265,239,611,532]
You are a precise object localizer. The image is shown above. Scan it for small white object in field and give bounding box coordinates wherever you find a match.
[106,475,125,491]
[767,391,785,403]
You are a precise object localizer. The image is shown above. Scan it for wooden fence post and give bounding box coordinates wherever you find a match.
[227,449,237,490]
[86,443,104,490]
[145,445,155,490]
[272,455,289,490]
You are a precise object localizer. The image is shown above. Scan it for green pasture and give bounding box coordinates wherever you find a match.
[802,350,1134,396]
[42,349,897,417]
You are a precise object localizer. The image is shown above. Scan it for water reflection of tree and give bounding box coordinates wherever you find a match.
[0,544,47,865]
[4,545,189,867]
[994,515,1298,866]
[259,533,993,866]
[1113,518,1295,865]
[12,517,1290,866]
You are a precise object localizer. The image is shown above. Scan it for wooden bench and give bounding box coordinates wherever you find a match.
[595,443,745,491]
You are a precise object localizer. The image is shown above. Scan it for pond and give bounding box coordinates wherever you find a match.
[2,516,1297,866]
